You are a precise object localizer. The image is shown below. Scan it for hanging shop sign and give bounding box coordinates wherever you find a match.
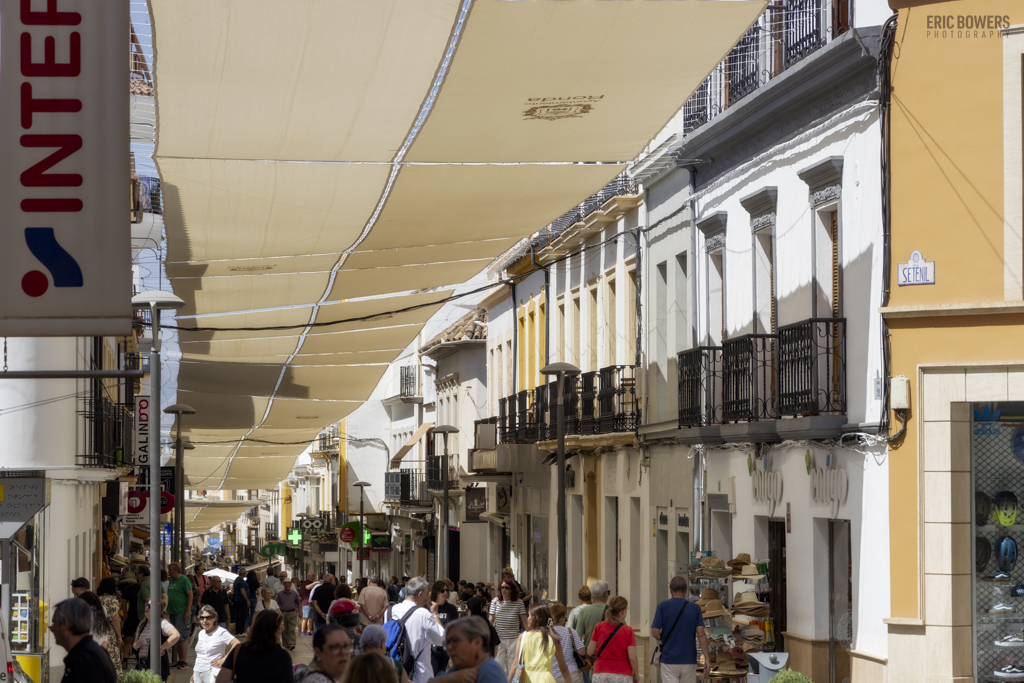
[0,478,48,538]
[134,396,150,468]
[123,488,174,525]
[338,522,359,545]
[0,0,130,336]
[370,535,392,552]
[261,542,284,558]
[897,250,935,286]
[298,516,326,531]
[466,488,486,522]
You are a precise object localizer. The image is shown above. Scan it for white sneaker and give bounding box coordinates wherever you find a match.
[996,634,1024,647]
[994,665,1024,678]
[991,604,1018,614]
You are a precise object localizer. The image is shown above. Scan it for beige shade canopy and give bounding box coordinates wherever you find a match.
[151,0,461,162]
[184,501,257,532]
[153,0,764,488]
[407,0,767,163]
[161,159,390,263]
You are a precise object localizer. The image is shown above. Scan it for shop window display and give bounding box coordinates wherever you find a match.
[972,402,1024,679]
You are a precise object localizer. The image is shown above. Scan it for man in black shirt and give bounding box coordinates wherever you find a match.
[50,599,116,683]
[201,576,233,628]
[310,573,337,634]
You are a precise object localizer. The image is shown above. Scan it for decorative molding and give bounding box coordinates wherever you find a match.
[799,156,844,192]
[810,183,842,207]
[705,233,726,253]
[880,299,1024,319]
[696,211,727,237]
[740,187,778,217]
[750,212,776,233]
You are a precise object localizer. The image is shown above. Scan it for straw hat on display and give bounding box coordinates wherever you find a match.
[727,553,751,573]
[738,564,764,581]
[696,589,719,607]
[701,557,732,578]
[702,599,733,618]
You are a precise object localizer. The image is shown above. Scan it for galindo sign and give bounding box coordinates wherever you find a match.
[134,395,150,467]
[0,0,130,336]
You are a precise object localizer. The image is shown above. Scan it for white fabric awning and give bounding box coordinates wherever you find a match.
[151,0,766,489]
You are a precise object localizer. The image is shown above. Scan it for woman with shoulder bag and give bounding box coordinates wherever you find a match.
[549,602,588,683]
[133,597,180,682]
[586,597,637,683]
[215,609,292,683]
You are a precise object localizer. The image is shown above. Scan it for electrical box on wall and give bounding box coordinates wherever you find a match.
[891,375,910,410]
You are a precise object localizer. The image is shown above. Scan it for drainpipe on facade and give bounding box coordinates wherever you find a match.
[511,279,518,396]
[531,246,550,367]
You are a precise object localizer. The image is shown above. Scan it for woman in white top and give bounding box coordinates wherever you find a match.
[254,587,281,614]
[194,605,240,683]
[549,602,587,683]
[133,597,180,681]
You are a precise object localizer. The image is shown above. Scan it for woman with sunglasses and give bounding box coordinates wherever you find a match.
[133,596,180,682]
[489,580,527,674]
[193,605,239,683]
[430,581,459,673]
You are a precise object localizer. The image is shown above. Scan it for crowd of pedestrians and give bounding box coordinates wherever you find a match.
[56,563,707,683]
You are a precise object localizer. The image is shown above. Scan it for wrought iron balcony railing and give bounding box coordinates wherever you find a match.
[426,455,459,492]
[124,352,150,375]
[677,346,724,428]
[722,334,778,422]
[399,365,418,397]
[496,366,639,443]
[385,470,420,503]
[777,318,846,416]
[78,398,134,468]
[677,318,846,428]
[681,0,848,137]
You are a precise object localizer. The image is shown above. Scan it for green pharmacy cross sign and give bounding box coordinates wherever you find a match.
[288,528,303,544]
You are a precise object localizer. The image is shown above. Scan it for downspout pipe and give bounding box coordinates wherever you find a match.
[532,246,550,367]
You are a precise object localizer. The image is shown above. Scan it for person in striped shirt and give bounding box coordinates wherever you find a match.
[489,580,527,673]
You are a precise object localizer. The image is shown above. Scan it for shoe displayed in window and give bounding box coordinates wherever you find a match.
[996,634,1024,647]
[985,571,1013,582]
[994,664,1024,678]
[989,603,1017,614]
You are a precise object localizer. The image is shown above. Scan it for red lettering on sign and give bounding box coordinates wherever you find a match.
[21,198,82,212]
[20,82,81,129]
[20,0,80,26]
[20,135,82,187]
[21,32,81,77]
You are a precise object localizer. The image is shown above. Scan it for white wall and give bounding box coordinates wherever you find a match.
[704,443,889,658]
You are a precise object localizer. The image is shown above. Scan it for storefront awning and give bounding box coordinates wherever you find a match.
[390,422,434,468]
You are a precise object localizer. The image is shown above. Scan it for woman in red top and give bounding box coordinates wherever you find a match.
[586,596,638,683]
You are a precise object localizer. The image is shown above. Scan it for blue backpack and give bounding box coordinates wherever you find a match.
[384,604,423,675]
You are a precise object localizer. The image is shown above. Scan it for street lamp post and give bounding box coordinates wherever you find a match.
[131,290,185,673]
[354,481,370,580]
[164,404,196,566]
[541,362,581,606]
[433,425,458,581]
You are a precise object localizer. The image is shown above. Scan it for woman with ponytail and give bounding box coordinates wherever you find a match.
[508,604,569,683]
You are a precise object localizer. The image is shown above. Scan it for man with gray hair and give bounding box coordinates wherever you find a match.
[384,575,445,683]
[444,616,506,683]
[576,580,610,646]
[358,574,390,627]
[50,598,116,683]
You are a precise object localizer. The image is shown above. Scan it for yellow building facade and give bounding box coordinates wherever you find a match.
[885,1,1024,679]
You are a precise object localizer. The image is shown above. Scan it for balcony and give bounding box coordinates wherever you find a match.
[385,470,426,505]
[676,318,847,442]
[400,365,417,397]
[384,365,422,405]
[124,352,150,375]
[677,346,724,428]
[313,427,339,454]
[777,318,846,417]
[426,455,459,492]
[77,398,134,468]
[680,0,848,138]
[496,365,640,449]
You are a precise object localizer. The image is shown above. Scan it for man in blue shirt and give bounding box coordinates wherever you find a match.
[232,568,250,636]
[443,616,506,683]
[651,576,710,683]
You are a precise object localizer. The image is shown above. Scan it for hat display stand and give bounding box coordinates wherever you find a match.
[691,553,783,682]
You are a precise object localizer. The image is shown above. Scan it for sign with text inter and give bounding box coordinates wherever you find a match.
[0,0,130,335]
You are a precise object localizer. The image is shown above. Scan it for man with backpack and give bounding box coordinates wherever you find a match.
[383,576,445,683]
[650,576,710,683]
